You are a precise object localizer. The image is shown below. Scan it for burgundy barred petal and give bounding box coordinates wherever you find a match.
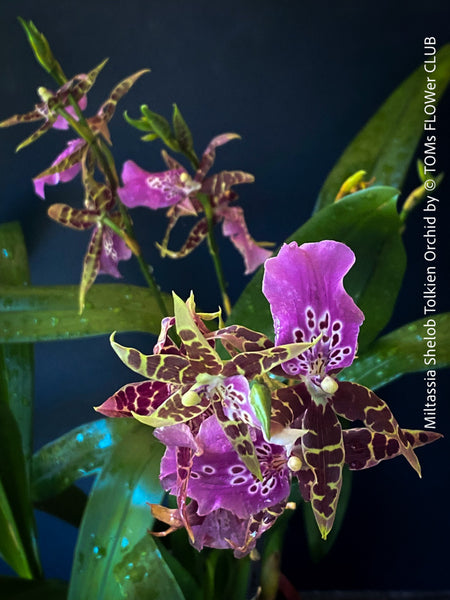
[263,241,364,377]
[220,205,272,274]
[118,161,200,209]
[95,380,170,417]
[98,228,132,278]
[33,138,85,198]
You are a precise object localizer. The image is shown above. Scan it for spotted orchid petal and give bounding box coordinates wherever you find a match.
[47,203,99,230]
[110,334,197,385]
[96,69,149,125]
[220,205,272,274]
[330,381,422,476]
[301,401,345,540]
[173,292,222,376]
[201,170,255,197]
[212,324,273,356]
[79,226,103,313]
[343,427,443,471]
[33,138,86,198]
[223,338,318,380]
[157,217,209,259]
[263,241,364,378]
[195,133,241,181]
[95,380,171,417]
[133,387,210,429]
[118,160,200,209]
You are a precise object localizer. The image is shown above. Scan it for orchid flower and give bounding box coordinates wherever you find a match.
[0,60,106,150]
[149,413,291,557]
[118,134,272,274]
[96,292,316,478]
[263,240,442,539]
[31,68,149,198]
[47,166,132,311]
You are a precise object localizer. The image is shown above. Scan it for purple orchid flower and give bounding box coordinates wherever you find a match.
[263,240,437,538]
[118,134,272,274]
[150,413,291,557]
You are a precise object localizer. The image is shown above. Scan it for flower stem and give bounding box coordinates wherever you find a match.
[197,193,231,316]
[56,106,169,316]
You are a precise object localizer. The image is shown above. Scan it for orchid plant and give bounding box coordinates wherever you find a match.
[0,19,449,600]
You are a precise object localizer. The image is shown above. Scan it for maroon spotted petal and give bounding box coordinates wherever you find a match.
[95,380,171,417]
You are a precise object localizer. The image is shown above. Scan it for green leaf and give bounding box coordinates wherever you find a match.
[250,381,272,440]
[0,405,41,578]
[34,486,87,529]
[32,418,134,502]
[0,283,171,343]
[341,313,450,391]
[0,223,41,579]
[0,223,34,464]
[0,576,67,599]
[230,186,405,352]
[315,44,450,211]
[67,421,180,600]
[141,105,180,151]
[303,467,352,562]
[153,538,201,600]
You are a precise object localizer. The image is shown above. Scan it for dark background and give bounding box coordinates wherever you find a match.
[1,0,449,592]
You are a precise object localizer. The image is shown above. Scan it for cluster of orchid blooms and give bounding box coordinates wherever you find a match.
[1,56,440,558]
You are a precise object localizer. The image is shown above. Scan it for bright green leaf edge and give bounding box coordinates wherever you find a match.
[32,418,135,502]
[341,312,450,390]
[0,283,171,343]
[0,223,41,579]
[67,420,178,600]
[315,44,450,211]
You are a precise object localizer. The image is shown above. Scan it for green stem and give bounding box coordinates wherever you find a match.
[197,193,231,316]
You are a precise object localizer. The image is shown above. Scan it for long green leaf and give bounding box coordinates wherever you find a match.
[32,418,134,502]
[0,223,34,463]
[68,421,183,600]
[0,223,41,579]
[230,186,405,352]
[341,313,450,390]
[0,283,171,343]
[315,44,450,211]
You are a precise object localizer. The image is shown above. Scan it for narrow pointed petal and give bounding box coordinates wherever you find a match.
[220,205,272,274]
[95,380,171,417]
[16,118,55,151]
[67,59,109,101]
[201,170,255,197]
[301,402,345,539]
[331,381,422,476]
[97,69,150,124]
[0,108,43,127]
[223,339,317,380]
[213,324,273,355]
[212,397,262,480]
[110,334,197,384]
[157,218,208,259]
[343,427,442,471]
[47,203,98,230]
[79,226,103,313]
[196,133,240,181]
[173,293,222,376]
[263,241,364,377]
[132,387,210,428]
[119,161,200,209]
[161,149,184,171]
